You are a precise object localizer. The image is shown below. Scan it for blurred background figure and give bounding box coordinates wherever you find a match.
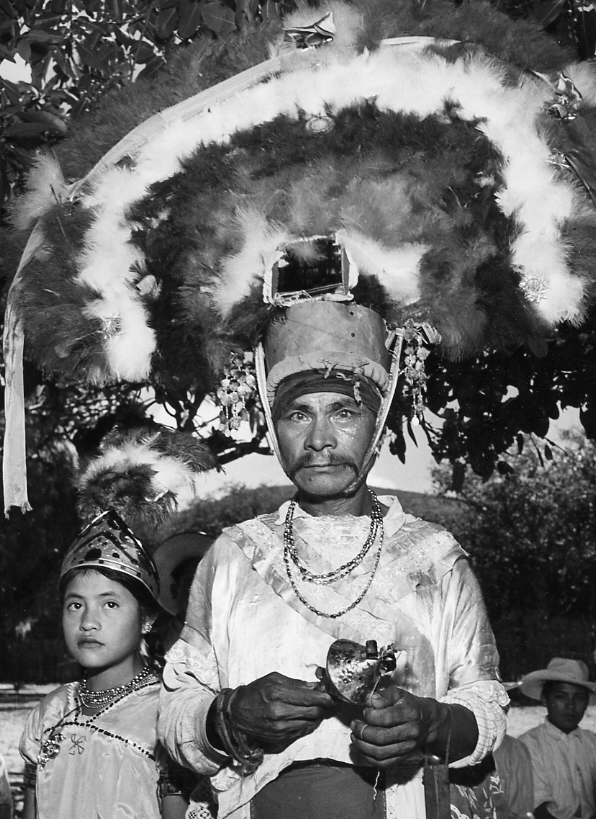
[0,753,13,819]
[492,734,534,819]
[519,657,596,819]
[153,532,213,653]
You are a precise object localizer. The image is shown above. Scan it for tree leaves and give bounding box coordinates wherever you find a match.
[155,6,179,38]
[1,0,293,218]
[202,2,236,34]
[434,431,596,628]
[178,0,205,39]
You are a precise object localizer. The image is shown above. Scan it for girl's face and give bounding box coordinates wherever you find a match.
[62,570,143,677]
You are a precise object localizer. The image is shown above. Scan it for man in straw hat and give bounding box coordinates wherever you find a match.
[152,531,214,653]
[519,658,596,819]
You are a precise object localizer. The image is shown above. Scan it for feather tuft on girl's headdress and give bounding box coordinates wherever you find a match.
[76,427,219,544]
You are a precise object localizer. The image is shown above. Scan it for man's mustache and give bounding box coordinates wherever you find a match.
[288,455,358,478]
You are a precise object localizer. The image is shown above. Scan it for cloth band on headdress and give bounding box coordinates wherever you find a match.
[271,369,382,421]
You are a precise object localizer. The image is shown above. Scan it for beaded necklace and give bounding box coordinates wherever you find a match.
[283,490,384,619]
[37,672,159,769]
[79,664,152,709]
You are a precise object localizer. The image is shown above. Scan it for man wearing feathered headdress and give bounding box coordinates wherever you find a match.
[158,291,509,819]
[7,0,596,815]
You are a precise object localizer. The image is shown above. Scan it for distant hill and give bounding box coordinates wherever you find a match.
[156,484,465,541]
[372,487,465,530]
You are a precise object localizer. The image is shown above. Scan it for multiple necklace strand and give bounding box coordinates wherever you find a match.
[283,490,384,619]
[79,664,153,709]
[38,672,158,769]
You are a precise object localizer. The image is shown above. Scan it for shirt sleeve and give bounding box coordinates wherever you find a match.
[439,557,509,768]
[158,535,237,776]
[518,731,552,811]
[19,699,46,789]
[19,700,44,769]
[156,742,199,799]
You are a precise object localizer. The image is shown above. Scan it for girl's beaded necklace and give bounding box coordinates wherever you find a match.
[37,669,159,769]
[79,664,152,709]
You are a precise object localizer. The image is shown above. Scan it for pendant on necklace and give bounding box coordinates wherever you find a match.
[38,732,65,768]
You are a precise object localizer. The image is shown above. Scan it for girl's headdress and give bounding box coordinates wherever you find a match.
[60,508,160,601]
[5,0,596,509]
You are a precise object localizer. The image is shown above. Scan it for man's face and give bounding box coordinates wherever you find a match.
[542,681,590,733]
[275,391,376,499]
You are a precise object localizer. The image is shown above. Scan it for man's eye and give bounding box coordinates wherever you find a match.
[287,411,308,422]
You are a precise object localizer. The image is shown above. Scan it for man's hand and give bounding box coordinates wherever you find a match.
[350,686,435,769]
[351,686,478,771]
[229,672,334,749]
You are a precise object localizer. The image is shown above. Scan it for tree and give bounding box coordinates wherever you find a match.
[433,431,596,675]
[0,0,292,216]
[1,0,296,492]
[3,0,596,496]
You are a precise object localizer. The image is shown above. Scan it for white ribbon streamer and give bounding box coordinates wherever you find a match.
[3,225,44,514]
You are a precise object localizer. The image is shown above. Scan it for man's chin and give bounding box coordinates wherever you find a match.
[292,466,359,499]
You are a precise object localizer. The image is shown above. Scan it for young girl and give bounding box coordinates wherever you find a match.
[20,509,192,819]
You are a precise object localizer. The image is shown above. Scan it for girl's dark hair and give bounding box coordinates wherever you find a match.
[60,566,165,674]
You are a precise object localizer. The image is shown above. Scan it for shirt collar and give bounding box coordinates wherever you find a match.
[275,494,407,537]
[543,717,583,740]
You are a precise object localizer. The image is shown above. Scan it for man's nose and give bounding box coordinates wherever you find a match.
[305,415,336,450]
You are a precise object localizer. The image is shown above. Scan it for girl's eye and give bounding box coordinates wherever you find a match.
[66,601,82,611]
[104,601,118,609]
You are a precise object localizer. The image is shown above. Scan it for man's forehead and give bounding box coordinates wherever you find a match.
[285,392,361,410]
[549,681,590,696]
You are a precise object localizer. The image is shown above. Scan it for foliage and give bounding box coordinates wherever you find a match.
[0,481,292,682]
[385,310,596,482]
[2,0,596,501]
[433,430,596,620]
[0,0,291,217]
[495,0,596,58]
[0,0,291,478]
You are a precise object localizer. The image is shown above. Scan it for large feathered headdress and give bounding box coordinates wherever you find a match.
[5,0,596,511]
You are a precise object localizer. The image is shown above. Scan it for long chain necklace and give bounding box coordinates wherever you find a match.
[79,665,153,709]
[284,490,383,585]
[283,491,384,619]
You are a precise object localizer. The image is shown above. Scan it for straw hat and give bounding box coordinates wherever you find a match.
[520,657,596,702]
[152,531,213,615]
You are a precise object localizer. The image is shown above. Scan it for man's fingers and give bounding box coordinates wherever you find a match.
[362,699,419,728]
[354,737,420,761]
[267,701,331,723]
[351,719,419,747]
[369,686,406,709]
[260,717,322,743]
[357,748,424,770]
[272,684,333,709]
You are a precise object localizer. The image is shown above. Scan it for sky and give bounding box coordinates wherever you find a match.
[188,405,583,498]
